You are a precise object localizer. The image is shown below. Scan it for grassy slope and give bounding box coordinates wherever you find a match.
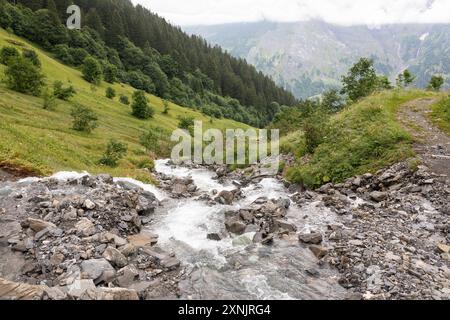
[429,94,450,135]
[0,28,250,180]
[283,89,444,187]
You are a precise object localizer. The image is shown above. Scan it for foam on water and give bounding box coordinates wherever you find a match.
[50,171,89,180]
[155,159,234,192]
[241,275,294,300]
[114,177,167,201]
[153,200,233,262]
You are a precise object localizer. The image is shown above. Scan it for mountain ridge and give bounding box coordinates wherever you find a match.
[186,20,450,98]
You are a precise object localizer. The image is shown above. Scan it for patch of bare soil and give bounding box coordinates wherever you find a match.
[398,98,450,178]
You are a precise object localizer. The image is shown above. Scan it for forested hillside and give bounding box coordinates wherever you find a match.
[1,0,297,126]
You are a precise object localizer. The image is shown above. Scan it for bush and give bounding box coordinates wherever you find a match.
[177,115,195,136]
[119,95,130,105]
[140,126,171,156]
[106,87,116,99]
[53,81,76,100]
[103,63,118,83]
[303,111,329,154]
[100,139,127,167]
[82,56,102,85]
[5,56,45,96]
[131,90,154,119]
[162,99,170,114]
[22,49,41,67]
[427,75,444,92]
[42,87,57,110]
[70,104,98,133]
[0,46,19,65]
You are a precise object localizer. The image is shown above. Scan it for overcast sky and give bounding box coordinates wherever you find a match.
[131,0,450,26]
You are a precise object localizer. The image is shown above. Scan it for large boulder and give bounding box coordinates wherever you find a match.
[80,259,116,284]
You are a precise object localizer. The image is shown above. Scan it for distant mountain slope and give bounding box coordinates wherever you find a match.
[186,21,450,98]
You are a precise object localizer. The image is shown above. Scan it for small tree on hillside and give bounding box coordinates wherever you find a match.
[341,58,378,101]
[70,104,98,133]
[22,49,41,67]
[162,99,170,115]
[427,75,444,92]
[0,46,19,65]
[131,90,154,119]
[53,81,76,100]
[99,139,127,167]
[397,69,415,88]
[106,87,116,99]
[103,63,118,83]
[119,95,130,105]
[82,56,102,85]
[321,89,345,113]
[5,56,45,96]
[42,87,57,110]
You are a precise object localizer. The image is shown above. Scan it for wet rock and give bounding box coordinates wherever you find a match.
[207,233,222,241]
[102,246,128,268]
[225,220,247,235]
[299,232,323,245]
[215,190,234,205]
[309,245,328,259]
[275,220,297,233]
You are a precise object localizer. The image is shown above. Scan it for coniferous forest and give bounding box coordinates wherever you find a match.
[0,0,298,127]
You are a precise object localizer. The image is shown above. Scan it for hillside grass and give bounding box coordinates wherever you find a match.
[429,94,450,135]
[0,28,250,181]
[284,89,440,187]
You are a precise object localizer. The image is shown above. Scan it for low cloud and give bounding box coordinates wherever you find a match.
[131,0,450,26]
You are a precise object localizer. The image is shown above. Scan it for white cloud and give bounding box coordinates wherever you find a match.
[131,0,450,26]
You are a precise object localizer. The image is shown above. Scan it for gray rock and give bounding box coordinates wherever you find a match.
[102,246,128,268]
[309,245,328,259]
[83,199,96,210]
[225,220,247,235]
[207,233,222,241]
[75,218,96,237]
[299,232,323,244]
[80,258,116,284]
[369,191,388,202]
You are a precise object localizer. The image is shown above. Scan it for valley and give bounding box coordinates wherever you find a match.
[187,21,450,98]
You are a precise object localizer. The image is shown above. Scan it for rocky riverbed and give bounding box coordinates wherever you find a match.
[0,158,448,300]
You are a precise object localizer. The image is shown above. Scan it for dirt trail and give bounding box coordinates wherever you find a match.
[398,98,450,178]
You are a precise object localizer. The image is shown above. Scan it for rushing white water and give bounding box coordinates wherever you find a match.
[149,159,345,300]
[35,161,345,299]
